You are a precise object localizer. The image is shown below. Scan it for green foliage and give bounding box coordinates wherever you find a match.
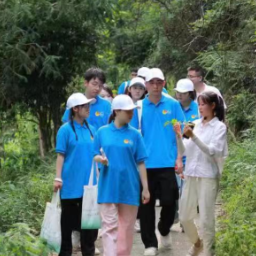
[216,140,256,255]
[0,223,49,256]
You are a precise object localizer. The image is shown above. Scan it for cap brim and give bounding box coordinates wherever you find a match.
[129,82,145,88]
[146,76,165,82]
[113,105,140,111]
[87,98,96,104]
[174,88,190,93]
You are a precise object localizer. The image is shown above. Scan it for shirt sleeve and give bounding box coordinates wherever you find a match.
[134,133,148,163]
[62,108,71,123]
[93,130,102,156]
[56,126,69,154]
[118,82,125,95]
[192,124,227,157]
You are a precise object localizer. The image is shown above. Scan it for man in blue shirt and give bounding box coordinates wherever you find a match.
[62,68,111,131]
[117,68,138,94]
[139,68,185,256]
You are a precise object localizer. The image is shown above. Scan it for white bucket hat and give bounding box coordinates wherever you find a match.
[145,68,165,82]
[66,93,95,109]
[137,67,150,79]
[174,79,194,93]
[129,77,146,88]
[112,95,140,111]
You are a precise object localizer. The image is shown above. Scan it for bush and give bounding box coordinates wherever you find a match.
[216,139,256,255]
[0,223,49,256]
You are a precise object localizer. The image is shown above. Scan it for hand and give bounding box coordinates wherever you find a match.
[100,156,108,166]
[175,158,183,174]
[183,125,194,138]
[173,123,182,138]
[53,181,62,192]
[142,188,150,204]
[179,173,185,179]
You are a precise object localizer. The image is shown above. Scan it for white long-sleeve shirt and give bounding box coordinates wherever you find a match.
[181,117,228,178]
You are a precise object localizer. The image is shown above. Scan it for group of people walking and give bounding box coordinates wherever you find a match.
[53,66,228,256]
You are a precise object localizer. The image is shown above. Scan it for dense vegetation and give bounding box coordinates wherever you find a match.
[1,0,256,255]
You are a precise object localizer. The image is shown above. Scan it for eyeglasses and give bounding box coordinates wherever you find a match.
[79,103,90,109]
[187,75,200,79]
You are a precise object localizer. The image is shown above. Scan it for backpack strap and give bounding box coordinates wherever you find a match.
[137,100,143,133]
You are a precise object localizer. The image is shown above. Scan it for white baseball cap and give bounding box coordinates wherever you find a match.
[145,68,165,82]
[137,67,150,78]
[66,93,95,109]
[174,79,194,93]
[112,95,140,111]
[129,77,146,88]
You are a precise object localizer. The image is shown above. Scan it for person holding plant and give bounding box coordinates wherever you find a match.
[94,94,150,256]
[173,91,228,256]
[54,93,97,256]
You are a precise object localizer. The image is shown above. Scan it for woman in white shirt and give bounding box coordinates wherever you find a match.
[174,91,228,256]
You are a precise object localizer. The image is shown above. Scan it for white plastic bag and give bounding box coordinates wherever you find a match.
[40,190,61,253]
[81,162,101,229]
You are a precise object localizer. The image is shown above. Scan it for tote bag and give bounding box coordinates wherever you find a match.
[40,190,61,253]
[81,162,101,229]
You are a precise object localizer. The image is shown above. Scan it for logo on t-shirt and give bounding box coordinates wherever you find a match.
[124,139,133,145]
[162,110,171,115]
[95,111,104,117]
[191,115,197,119]
[90,136,94,141]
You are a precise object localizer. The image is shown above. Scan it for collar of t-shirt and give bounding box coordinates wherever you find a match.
[109,122,129,132]
[144,94,168,106]
[72,120,87,129]
[198,117,219,127]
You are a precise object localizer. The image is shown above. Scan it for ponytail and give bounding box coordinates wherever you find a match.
[108,111,116,124]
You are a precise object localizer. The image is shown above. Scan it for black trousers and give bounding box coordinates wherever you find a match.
[59,198,98,256]
[140,168,179,249]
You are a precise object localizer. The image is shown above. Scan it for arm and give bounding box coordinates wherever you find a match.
[138,162,150,204]
[54,153,64,192]
[185,124,227,157]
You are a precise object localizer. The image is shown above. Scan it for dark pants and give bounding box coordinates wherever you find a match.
[140,168,179,249]
[59,198,98,256]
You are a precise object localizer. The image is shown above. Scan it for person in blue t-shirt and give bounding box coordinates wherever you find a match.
[139,68,185,256]
[54,93,97,256]
[62,68,111,131]
[125,77,147,129]
[117,68,138,95]
[94,95,150,256]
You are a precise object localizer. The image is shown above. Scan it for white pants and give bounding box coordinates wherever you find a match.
[179,176,219,256]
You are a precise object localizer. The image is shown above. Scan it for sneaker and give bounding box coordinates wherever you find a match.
[134,220,141,232]
[95,247,100,255]
[160,234,171,249]
[144,247,158,256]
[155,199,160,207]
[186,240,203,256]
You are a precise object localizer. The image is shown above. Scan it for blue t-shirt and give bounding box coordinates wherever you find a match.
[118,80,130,94]
[181,101,199,122]
[56,121,96,199]
[94,123,147,206]
[141,95,185,169]
[62,95,111,131]
[129,108,139,129]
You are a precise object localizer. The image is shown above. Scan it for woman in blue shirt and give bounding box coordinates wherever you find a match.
[54,93,97,256]
[94,95,150,256]
[125,77,147,129]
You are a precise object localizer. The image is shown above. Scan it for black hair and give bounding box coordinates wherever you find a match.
[131,68,138,73]
[189,90,196,101]
[108,111,116,124]
[198,91,225,122]
[187,66,205,80]
[69,108,94,141]
[84,67,106,84]
[124,83,147,100]
[102,84,114,98]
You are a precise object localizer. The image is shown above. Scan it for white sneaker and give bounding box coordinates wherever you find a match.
[160,234,171,249]
[144,247,158,256]
[155,199,160,207]
[95,247,100,255]
[186,240,203,256]
[134,220,141,232]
